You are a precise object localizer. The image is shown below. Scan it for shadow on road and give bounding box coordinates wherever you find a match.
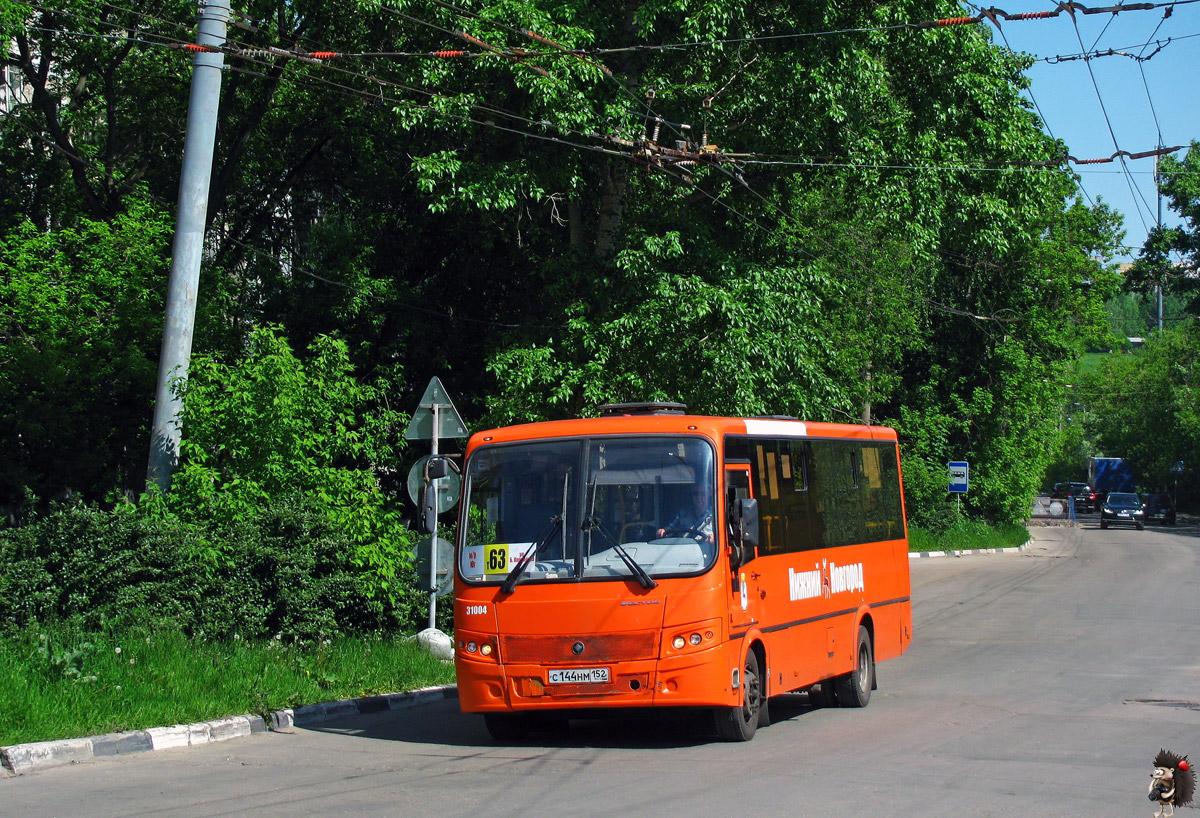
[307,691,827,750]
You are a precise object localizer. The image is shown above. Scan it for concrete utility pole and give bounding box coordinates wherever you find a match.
[146,0,230,493]
[1156,151,1164,333]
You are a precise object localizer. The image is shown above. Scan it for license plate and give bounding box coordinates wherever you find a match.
[547,667,609,684]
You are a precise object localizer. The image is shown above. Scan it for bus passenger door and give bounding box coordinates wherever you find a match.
[724,464,760,629]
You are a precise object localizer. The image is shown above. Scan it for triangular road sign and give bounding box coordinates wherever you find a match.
[404,376,468,440]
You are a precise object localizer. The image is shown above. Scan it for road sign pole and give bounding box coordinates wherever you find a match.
[403,377,468,634]
[429,403,439,630]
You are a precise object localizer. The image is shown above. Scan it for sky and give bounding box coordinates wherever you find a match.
[982,0,1200,262]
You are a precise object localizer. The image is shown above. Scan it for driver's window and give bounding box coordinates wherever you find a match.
[726,465,751,503]
[725,463,754,560]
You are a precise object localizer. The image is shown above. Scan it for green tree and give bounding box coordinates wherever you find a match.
[0,199,170,505]
[0,0,1129,533]
[1081,322,1200,509]
[1130,142,1200,314]
[167,326,416,602]
[893,197,1123,525]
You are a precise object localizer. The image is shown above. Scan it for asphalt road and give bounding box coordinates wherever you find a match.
[5,521,1199,817]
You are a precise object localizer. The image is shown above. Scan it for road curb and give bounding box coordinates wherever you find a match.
[0,685,457,777]
[269,685,458,731]
[909,541,1030,559]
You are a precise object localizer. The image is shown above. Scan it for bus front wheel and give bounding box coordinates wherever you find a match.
[834,626,874,708]
[484,713,531,742]
[715,648,764,741]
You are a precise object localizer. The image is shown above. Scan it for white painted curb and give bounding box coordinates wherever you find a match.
[910,541,1030,559]
[0,686,457,777]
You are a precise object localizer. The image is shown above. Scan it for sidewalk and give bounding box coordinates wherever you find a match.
[1,685,458,777]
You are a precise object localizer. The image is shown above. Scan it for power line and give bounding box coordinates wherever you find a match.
[25,1,1190,179]
[1038,31,1197,62]
[18,0,663,157]
[8,2,1143,330]
[569,0,1200,54]
[1068,11,1157,234]
[1134,6,1176,149]
[373,0,695,147]
[738,144,1184,171]
[970,3,1100,210]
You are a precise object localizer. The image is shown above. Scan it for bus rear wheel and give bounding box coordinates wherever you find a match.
[835,626,874,708]
[715,648,763,741]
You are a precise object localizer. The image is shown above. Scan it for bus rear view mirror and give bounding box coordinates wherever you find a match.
[737,498,759,550]
[421,485,438,534]
[426,457,450,479]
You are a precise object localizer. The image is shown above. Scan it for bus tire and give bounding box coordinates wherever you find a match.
[715,648,763,741]
[835,626,874,708]
[483,713,531,742]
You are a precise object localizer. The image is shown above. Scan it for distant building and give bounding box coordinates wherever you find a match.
[2,40,33,114]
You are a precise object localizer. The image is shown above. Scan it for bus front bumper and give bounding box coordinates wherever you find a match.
[456,645,735,712]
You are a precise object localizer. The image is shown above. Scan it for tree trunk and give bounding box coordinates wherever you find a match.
[594,160,629,260]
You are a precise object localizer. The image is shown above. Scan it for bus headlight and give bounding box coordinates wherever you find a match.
[664,619,722,657]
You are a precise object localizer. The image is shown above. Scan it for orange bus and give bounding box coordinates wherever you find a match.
[447,402,912,741]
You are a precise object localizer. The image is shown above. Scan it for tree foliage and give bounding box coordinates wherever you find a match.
[0,199,170,507]
[1129,142,1200,314]
[1080,322,1200,508]
[169,326,416,603]
[0,0,1132,537]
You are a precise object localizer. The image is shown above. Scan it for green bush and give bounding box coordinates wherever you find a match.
[0,325,435,641]
[169,326,417,608]
[0,497,430,640]
[0,502,205,634]
[908,520,1030,552]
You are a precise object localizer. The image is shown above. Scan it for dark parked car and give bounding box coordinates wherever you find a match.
[1142,493,1176,525]
[1100,492,1145,530]
[1052,481,1098,513]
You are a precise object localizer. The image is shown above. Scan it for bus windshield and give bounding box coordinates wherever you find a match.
[459,436,717,586]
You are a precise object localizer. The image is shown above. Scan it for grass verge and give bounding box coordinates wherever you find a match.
[0,626,456,747]
[908,520,1030,553]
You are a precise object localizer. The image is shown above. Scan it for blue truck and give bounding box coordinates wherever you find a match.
[1088,457,1136,496]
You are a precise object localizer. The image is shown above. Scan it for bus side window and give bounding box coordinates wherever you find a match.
[782,440,820,552]
[751,441,787,556]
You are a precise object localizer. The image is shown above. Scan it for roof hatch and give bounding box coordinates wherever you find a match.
[597,402,688,417]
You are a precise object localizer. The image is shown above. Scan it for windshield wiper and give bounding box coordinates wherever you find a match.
[500,515,562,595]
[582,514,658,590]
